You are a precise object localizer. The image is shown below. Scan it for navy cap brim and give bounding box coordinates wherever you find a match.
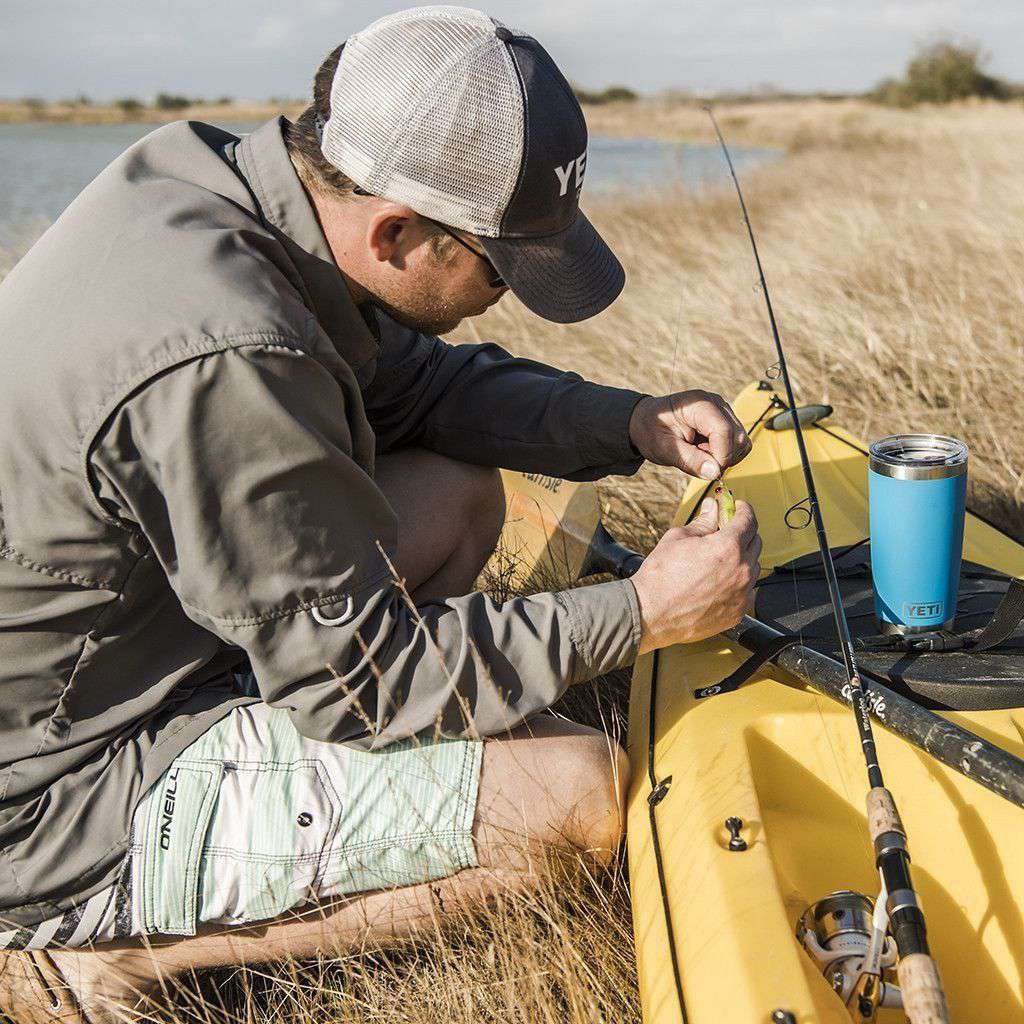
[480,211,624,324]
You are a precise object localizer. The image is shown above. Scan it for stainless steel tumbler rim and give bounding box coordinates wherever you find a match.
[869,434,969,480]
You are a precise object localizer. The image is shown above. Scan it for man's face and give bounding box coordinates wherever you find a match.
[370,217,509,336]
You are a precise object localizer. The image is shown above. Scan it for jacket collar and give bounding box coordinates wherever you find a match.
[235,117,379,376]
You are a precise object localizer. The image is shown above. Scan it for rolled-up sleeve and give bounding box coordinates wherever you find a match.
[90,344,642,748]
[364,311,648,481]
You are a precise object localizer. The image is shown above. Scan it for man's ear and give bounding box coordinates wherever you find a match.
[366,203,419,264]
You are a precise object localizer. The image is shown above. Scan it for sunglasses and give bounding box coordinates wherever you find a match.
[353,187,505,290]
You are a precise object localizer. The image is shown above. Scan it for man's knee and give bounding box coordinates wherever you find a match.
[558,729,630,864]
[474,718,630,872]
[461,462,505,555]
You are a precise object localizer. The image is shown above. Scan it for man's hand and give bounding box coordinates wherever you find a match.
[629,391,752,480]
[631,497,761,655]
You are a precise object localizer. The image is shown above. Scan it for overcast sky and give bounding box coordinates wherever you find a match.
[3,1,1023,101]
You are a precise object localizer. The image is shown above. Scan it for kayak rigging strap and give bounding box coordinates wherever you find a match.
[858,576,1024,654]
[693,634,804,700]
[757,537,1024,654]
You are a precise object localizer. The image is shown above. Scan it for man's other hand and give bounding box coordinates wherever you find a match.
[631,497,761,655]
[629,390,752,480]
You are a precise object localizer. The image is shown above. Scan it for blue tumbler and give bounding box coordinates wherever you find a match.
[868,434,968,634]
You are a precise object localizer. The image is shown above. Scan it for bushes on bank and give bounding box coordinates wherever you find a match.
[873,40,1011,106]
[154,93,192,110]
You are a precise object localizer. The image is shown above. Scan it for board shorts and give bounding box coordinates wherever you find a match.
[0,691,483,951]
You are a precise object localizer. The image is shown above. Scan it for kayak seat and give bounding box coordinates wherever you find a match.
[755,544,1024,711]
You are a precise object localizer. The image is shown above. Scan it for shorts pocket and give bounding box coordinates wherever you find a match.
[198,759,342,924]
[135,762,223,936]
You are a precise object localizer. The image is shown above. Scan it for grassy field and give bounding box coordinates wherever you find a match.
[2,99,1023,1022]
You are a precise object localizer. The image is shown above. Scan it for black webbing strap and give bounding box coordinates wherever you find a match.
[694,634,804,700]
[858,577,1024,653]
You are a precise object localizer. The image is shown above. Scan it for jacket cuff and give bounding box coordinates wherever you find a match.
[556,578,643,685]
[573,382,650,469]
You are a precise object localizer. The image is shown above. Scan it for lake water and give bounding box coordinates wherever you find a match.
[0,121,777,250]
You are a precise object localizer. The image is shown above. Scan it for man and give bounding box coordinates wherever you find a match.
[0,8,759,1021]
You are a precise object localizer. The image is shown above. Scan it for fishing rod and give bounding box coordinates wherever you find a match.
[704,108,949,1024]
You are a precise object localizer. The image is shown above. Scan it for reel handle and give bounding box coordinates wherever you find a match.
[897,953,950,1024]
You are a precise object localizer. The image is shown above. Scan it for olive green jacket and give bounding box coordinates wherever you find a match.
[0,117,644,926]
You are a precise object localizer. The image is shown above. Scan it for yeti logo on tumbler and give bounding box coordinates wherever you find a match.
[903,601,945,620]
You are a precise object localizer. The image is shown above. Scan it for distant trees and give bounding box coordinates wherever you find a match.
[872,40,1011,106]
[573,84,638,105]
[154,93,192,110]
[116,98,143,114]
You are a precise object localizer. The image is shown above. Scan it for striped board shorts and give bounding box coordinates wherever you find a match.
[0,699,483,951]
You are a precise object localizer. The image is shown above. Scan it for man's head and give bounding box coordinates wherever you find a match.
[284,6,624,334]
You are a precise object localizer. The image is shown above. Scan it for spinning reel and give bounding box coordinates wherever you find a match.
[797,891,903,1021]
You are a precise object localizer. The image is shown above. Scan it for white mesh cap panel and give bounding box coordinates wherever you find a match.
[321,6,524,235]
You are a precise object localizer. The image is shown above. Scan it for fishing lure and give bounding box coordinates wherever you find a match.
[713,483,736,528]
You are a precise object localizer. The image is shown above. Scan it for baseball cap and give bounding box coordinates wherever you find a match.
[319,6,625,324]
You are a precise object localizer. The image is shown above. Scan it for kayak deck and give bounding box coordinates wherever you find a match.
[627,383,1024,1023]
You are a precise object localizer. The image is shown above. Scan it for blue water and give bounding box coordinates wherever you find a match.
[0,120,778,250]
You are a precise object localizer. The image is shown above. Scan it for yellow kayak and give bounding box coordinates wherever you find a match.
[626,382,1024,1023]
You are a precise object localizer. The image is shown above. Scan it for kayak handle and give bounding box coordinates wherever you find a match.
[764,404,833,431]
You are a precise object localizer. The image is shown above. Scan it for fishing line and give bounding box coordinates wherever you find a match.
[704,107,949,1022]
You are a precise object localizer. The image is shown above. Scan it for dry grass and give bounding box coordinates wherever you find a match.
[460,99,1024,544]
[2,100,1023,1022]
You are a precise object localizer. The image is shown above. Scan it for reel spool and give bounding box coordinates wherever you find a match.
[797,891,902,1021]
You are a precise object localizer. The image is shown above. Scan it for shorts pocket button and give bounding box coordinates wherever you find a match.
[297,812,313,827]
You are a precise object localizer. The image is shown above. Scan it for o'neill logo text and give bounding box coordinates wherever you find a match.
[159,768,180,851]
[554,150,587,197]
[902,601,943,619]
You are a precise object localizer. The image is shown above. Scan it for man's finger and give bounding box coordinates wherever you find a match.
[687,397,740,470]
[707,419,738,470]
[708,398,749,468]
[722,500,758,546]
[681,498,720,535]
[671,440,722,480]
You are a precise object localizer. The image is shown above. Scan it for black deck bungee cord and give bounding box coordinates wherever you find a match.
[704,107,949,1023]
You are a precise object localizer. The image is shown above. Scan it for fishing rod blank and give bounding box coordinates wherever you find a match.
[705,107,949,1024]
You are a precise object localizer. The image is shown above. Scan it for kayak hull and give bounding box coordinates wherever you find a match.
[627,383,1024,1023]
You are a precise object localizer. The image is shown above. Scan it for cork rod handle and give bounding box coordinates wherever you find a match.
[866,786,904,841]
[897,953,950,1024]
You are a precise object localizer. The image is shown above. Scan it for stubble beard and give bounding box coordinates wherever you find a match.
[369,293,465,337]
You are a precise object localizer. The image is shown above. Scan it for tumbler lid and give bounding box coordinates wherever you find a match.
[869,434,968,480]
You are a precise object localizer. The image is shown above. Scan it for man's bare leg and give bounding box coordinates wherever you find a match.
[51,718,629,1021]
[373,447,507,602]
[42,451,630,1019]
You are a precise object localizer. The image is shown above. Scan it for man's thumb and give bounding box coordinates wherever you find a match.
[676,445,722,482]
[684,498,720,536]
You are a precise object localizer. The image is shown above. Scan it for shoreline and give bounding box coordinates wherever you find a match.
[2,97,1021,151]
